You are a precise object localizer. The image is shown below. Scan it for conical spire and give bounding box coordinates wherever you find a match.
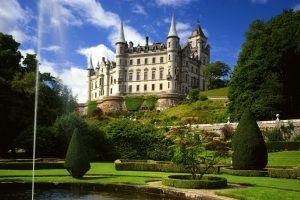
[168,14,178,38]
[88,55,94,69]
[117,21,126,43]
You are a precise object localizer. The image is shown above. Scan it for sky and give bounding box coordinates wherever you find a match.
[0,0,299,103]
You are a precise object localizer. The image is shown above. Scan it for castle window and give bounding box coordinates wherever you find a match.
[124,60,127,66]
[145,58,148,64]
[160,57,163,63]
[124,71,127,81]
[95,92,97,98]
[129,85,132,92]
[137,59,140,65]
[129,72,133,81]
[137,71,140,81]
[110,88,112,94]
[159,70,163,80]
[169,54,170,61]
[160,83,163,90]
[144,84,147,91]
[168,42,170,48]
[152,84,155,91]
[114,79,116,84]
[152,70,156,80]
[110,77,113,84]
[136,85,140,92]
[168,82,170,88]
[144,71,148,80]
[130,59,133,65]
[152,57,156,64]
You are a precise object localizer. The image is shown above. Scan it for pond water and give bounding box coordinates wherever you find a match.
[0,188,171,200]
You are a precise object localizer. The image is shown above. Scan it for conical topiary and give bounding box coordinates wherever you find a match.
[232,108,268,170]
[64,128,90,178]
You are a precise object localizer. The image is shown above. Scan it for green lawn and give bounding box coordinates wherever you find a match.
[201,87,228,97]
[267,151,300,167]
[0,151,300,200]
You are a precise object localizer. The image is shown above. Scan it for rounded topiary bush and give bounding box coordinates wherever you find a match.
[162,175,227,189]
[232,108,268,170]
[64,128,90,178]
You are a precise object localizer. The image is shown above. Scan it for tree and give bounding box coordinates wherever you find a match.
[203,61,230,90]
[229,10,300,120]
[231,109,268,170]
[64,128,90,178]
[168,127,228,179]
[0,32,77,156]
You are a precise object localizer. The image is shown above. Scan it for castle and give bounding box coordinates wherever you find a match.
[86,15,210,112]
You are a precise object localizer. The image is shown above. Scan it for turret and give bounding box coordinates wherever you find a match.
[87,55,95,101]
[115,21,127,95]
[167,14,180,93]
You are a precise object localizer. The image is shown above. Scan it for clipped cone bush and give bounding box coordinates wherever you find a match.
[232,108,268,170]
[64,128,90,178]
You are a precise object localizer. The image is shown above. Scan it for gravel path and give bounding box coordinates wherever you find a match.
[147,181,240,200]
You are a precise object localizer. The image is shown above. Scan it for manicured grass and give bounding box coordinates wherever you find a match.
[201,87,228,97]
[267,151,300,167]
[1,161,300,200]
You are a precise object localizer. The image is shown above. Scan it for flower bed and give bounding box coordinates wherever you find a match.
[162,175,227,189]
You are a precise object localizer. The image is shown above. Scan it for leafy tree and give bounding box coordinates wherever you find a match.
[168,127,228,179]
[64,128,90,178]
[204,61,230,90]
[231,109,268,170]
[187,88,200,102]
[229,10,300,120]
[0,32,77,156]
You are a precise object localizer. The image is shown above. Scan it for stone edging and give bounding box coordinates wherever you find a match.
[0,181,232,200]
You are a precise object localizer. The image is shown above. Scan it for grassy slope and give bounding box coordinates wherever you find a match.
[201,87,228,97]
[0,151,300,200]
[139,100,228,125]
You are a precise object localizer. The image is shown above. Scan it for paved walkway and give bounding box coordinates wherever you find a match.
[147,181,239,200]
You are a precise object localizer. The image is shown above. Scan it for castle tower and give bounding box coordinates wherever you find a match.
[87,55,94,101]
[167,14,180,93]
[188,24,207,62]
[115,21,127,95]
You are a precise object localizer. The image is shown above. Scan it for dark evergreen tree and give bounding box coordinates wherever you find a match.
[64,128,90,178]
[232,108,268,170]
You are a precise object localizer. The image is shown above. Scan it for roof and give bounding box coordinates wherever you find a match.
[168,14,178,38]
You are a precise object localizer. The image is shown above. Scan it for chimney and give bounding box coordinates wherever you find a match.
[145,36,149,46]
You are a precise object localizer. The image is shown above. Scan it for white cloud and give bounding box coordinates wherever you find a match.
[177,22,192,31]
[60,67,87,103]
[251,0,268,4]
[42,45,62,52]
[155,0,192,7]
[293,4,300,11]
[132,4,147,16]
[77,44,116,67]
[0,0,32,43]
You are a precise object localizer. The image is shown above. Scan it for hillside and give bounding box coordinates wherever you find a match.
[138,98,228,126]
[201,87,228,97]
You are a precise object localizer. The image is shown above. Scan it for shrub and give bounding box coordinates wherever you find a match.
[221,167,268,177]
[263,129,283,142]
[292,133,300,142]
[162,175,227,189]
[221,124,234,141]
[188,88,200,102]
[64,128,90,178]
[0,162,64,169]
[199,94,208,101]
[232,108,268,170]
[145,96,158,110]
[87,101,99,116]
[266,141,300,152]
[124,96,144,111]
[268,168,300,179]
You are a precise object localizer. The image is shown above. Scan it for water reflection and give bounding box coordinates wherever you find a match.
[0,188,172,200]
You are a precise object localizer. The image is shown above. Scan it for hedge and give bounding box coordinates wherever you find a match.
[266,142,300,152]
[0,162,64,170]
[268,168,300,179]
[162,175,227,189]
[115,160,217,173]
[124,96,144,111]
[145,96,158,110]
[221,167,268,177]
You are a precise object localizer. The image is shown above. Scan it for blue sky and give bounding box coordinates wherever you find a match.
[0,0,299,102]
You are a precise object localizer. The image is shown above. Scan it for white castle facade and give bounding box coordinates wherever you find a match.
[86,15,210,112]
